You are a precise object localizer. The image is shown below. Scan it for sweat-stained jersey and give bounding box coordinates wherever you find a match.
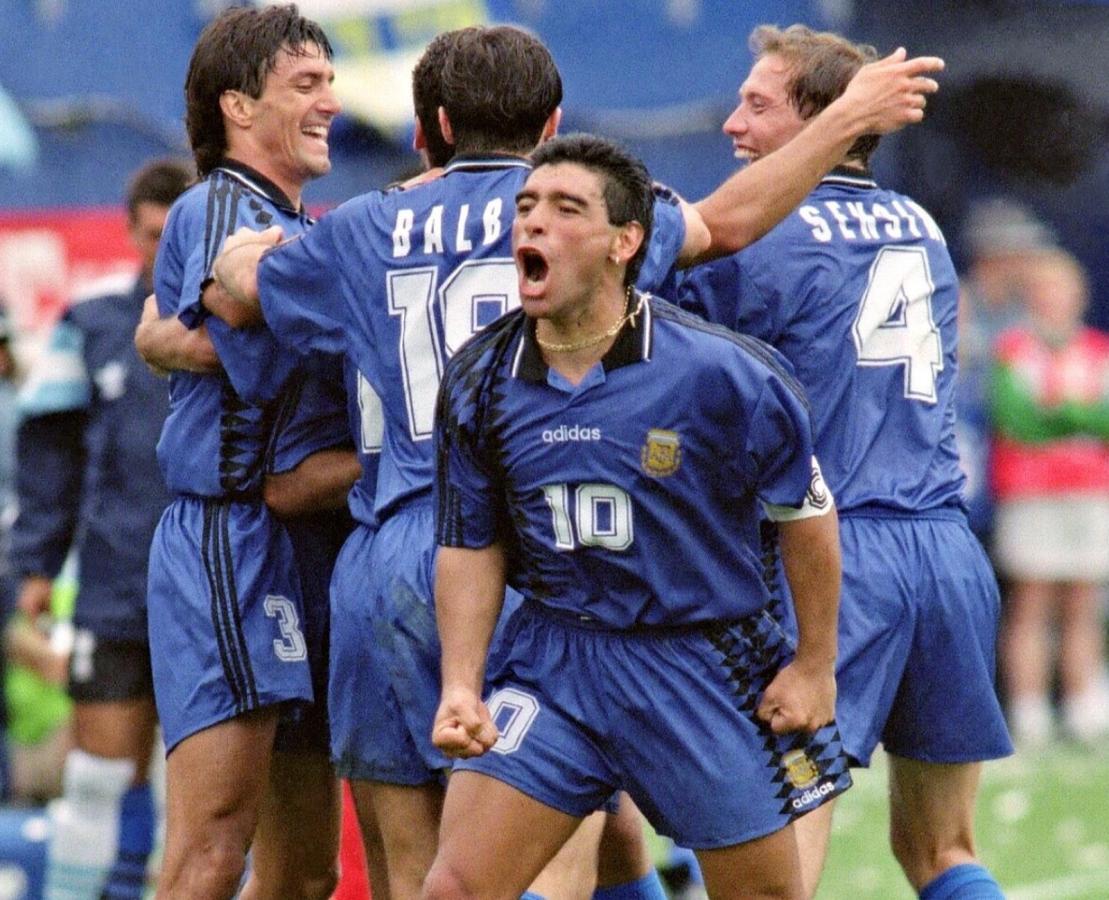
[678,168,965,514]
[256,154,687,523]
[435,296,822,628]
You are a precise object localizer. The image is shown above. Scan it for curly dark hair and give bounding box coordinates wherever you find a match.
[185,4,333,176]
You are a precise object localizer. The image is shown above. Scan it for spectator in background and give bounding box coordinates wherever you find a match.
[10,157,193,899]
[989,249,1109,747]
[956,198,1057,544]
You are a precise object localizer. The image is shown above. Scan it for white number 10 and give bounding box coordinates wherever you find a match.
[541,483,634,551]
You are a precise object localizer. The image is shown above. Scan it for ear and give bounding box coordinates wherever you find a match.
[413,118,427,152]
[540,107,562,142]
[437,106,456,147]
[219,89,254,130]
[610,221,645,268]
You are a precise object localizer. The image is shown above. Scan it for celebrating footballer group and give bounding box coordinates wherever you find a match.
[113,4,1012,899]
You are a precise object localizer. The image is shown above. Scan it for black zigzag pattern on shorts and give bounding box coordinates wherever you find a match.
[706,617,852,819]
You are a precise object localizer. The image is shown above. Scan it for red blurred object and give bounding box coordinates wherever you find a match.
[334,780,371,900]
[0,207,137,335]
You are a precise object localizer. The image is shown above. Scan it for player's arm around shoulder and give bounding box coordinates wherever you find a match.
[134,294,221,376]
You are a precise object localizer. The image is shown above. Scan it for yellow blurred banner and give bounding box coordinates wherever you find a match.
[262,0,491,134]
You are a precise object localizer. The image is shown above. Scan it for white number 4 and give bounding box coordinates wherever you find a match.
[853,246,943,403]
[264,595,308,662]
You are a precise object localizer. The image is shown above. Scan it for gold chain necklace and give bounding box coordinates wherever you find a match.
[535,287,644,353]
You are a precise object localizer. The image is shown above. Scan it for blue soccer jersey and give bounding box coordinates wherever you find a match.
[435,296,821,628]
[256,155,687,523]
[678,169,965,514]
[153,160,310,498]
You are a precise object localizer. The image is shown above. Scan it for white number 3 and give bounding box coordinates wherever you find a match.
[853,246,943,403]
[264,595,308,662]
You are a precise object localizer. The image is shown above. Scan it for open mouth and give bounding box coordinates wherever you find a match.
[301,125,329,145]
[518,247,549,284]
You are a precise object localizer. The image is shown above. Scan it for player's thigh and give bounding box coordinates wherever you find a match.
[247,750,341,897]
[527,809,604,900]
[72,698,159,778]
[428,770,583,900]
[694,823,802,900]
[596,793,652,886]
[887,754,981,842]
[347,779,392,900]
[69,634,159,774]
[163,709,278,847]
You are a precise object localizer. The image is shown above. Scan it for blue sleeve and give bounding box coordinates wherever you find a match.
[11,411,86,578]
[743,362,817,510]
[636,187,687,295]
[257,211,350,360]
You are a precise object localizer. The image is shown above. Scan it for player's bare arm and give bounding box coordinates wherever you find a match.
[209,224,284,326]
[433,543,508,758]
[692,47,943,261]
[134,293,221,375]
[757,503,841,735]
[263,447,361,519]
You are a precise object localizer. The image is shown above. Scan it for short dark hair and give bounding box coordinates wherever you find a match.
[412,31,459,169]
[185,3,333,176]
[439,26,562,157]
[750,24,880,166]
[530,134,653,288]
[126,158,194,220]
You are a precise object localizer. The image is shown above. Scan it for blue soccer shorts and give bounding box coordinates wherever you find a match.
[274,509,349,755]
[329,507,447,784]
[454,602,853,850]
[329,504,524,785]
[147,496,313,753]
[834,510,1013,765]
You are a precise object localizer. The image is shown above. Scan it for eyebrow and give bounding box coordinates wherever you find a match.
[515,188,591,208]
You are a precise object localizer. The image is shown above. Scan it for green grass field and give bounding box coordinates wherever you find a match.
[818,744,1109,899]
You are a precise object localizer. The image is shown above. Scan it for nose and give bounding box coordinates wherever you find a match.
[320,82,341,118]
[521,204,548,235]
[722,104,745,137]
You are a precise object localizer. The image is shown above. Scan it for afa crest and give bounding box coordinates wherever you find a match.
[782,749,820,789]
[641,429,681,477]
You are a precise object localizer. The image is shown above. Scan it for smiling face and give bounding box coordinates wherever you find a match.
[512,162,640,329]
[237,42,339,200]
[723,53,807,163]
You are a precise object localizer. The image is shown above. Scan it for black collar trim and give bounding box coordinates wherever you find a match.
[512,291,653,382]
[445,153,532,175]
[820,164,877,190]
[215,158,302,214]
